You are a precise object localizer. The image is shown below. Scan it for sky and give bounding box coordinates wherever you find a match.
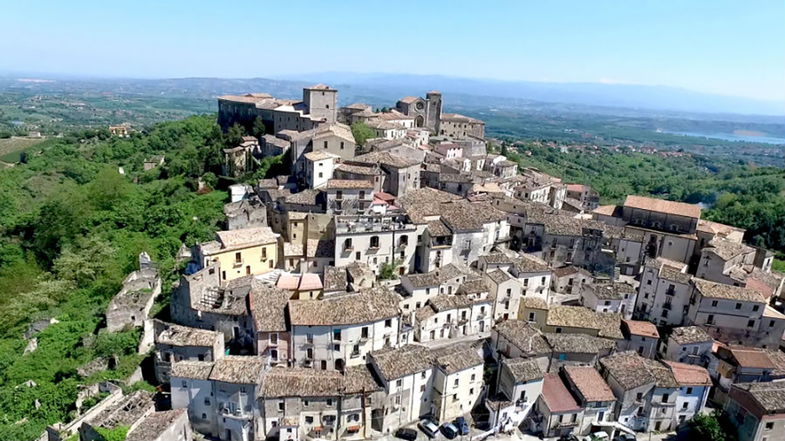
[1,0,784,102]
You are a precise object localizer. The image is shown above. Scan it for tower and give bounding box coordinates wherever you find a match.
[425,91,442,134]
[303,84,338,123]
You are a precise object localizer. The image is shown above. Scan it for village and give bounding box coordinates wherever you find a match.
[46,84,785,441]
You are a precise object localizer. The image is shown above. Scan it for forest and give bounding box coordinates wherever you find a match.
[0,115,229,440]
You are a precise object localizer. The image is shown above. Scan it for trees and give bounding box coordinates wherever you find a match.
[252,117,266,138]
[350,122,375,146]
[686,411,737,441]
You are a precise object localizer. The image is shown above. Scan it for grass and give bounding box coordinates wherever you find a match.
[0,136,45,162]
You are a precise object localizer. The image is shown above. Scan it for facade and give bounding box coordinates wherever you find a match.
[726,381,785,441]
[196,227,281,282]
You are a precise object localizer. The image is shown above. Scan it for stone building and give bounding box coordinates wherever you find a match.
[394,92,442,132]
[106,266,161,332]
[153,319,225,383]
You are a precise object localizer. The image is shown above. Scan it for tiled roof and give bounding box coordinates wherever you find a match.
[622,319,660,339]
[249,281,291,332]
[546,306,623,339]
[209,356,266,384]
[541,373,581,413]
[260,367,343,397]
[212,227,279,252]
[730,381,785,413]
[600,351,678,390]
[493,320,550,356]
[370,345,433,380]
[402,264,465,288]
[304,150,339,161]
[171,360,214,380]
[521,297,549,310]
[323,266,347,292]
[692,278,766,303]
[325,179,374,190]
[355,151,420,168]
[704,238,754,261]
[432,343,484,374]
[623,195,701,219]
[126,409,186,441]
[543,333,616,354]
[504,358,544,383]
[288,288,400,326]
[155,320,220,347]
[564,366,615,402]
[584,282,635,300]
[669,326,713,345]
[662,361,711,386]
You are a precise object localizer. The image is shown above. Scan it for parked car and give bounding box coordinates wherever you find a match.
[612,434,636,441]
[453,417,470,435]
[418,419,439,438]
[558,435,580,441]
[440,423,459,439]
[587,432,610,441]
[395,428,418,441]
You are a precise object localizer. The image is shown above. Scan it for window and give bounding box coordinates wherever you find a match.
[323,141,328,148]
[555,327,563,334]
[707,314,714,325]
[747,320,755,328]
[735,303,742,310]
[385,319,392,328]
[661,393,669,403]
[333,343,340,351]
[454,378,459,387]
[361,327,369,338]
[340,141,344,150]
[234,252,242,263]
[369,236,379,248]
[204,397,211,406]
[765,422,774,430]
[305,416,314,424]
[636,392,643,401]
[753,305,760,312]
[528,312,536,322]
[333,329,342,341]
[326,399,333,406]
[686,387,693,394]
[318,172,323,178]
[471,373,476,381]
[278,401,285,411]
[711,300,718,307]
[396,379,402,387]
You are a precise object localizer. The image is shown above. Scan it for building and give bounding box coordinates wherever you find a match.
[288,288,401,370]
[565,184,600,211]
[661,326,714,366]
[153,320,225,383]
[304,151,339,189]
[196,227,281,282]
[105,266,161,332]
[635,258,693,326]
[580,282,637,318]
[394,92,442,132]
[618,319,659,358]
[725,381,785,441]
[333,213,419,275]
[562,366,616,435]
[533,373,584,438]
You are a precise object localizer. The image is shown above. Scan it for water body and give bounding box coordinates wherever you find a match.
[660,129,785,145]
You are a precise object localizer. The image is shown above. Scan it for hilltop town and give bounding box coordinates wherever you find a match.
[43,84,785,441]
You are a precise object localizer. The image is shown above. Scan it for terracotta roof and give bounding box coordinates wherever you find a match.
[563,366,615,402]
[623,195,701,219]
[432,343,484,374]
[704,238,754,261]
[304,151,339,161]
[622,319,660,339]
[662,361,711,386]
[727,346,777,369]
[541,373,582,413]
[260,366,345,397]
[544,333,616,354]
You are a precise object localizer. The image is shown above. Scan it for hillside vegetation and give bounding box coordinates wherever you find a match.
[0,115,228,440]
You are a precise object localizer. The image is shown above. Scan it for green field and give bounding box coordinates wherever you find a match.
[0,137,45,163]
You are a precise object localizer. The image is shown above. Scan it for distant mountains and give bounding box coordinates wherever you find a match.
[277,72,785,117]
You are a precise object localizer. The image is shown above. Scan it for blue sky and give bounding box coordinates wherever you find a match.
[1,0,783,101]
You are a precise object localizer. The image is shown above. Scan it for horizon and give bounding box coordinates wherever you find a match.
[1,1,784,103]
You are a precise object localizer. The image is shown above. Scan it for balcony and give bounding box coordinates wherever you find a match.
[666,288,676,296]
[220,404,252,419]
[663,303,673,311]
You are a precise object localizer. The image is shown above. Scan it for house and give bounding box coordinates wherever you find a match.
[725,381,785,441]
[618,319,660,358]
[323,179,375,215]
[565,184,600,211]
[662,361,712,427]
[171,361,217,436]
[533,373,584,438]
[333,213,419,276]
[686,278,785,348]
[249,283,292,365]
[484,268,524,320]
[635,257,692,326]
[496,358,545,410]
[580,282,637,318]
[490,319,551,374]
[524,304,624,341]
[439,113,485,139]
[224,196,268,231]
[561,366,616,435]
[153,320,224,383]
[429,344,485,423]
[714,345,785,388]
[303,151,339,189]
[78,390,155,441]
[258,366,380,441]
[696,238,756,286]
[413,282,494,343]
[353,151,421,196]
[196,227,281,282]
[600,351,683,433]
[543,333,617,371]
[288,288,401,370]
[368,345,435,434]
[209,356,266,441]
[551,265,593,296]
[661,326,714,366]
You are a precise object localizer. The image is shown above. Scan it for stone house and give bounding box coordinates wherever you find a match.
[323,180,375,215]
[153,319,224,384]
[333,213,419,275]
[618,319,660,358]
[106,267,161,332]
[580,281,637,318]
[125,409,193,441]
[249,283,292,365]
[561,366,616,435]
[224,196,268,231]
[725,381,785,441]
[661,326,714,366]
[304,151,338,190]
[543,333,617,372]
[195,227,281,282]
[533,372,584,438]
[288,288,401,371]
[635,257,692,326]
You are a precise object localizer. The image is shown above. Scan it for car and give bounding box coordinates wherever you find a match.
[440,423,459,439]
[418,419,439,438]
[558,435,580,441]
[588,432,610,441]
[612,434,636,441]
[453,417,470,435]
[395,428,418,441]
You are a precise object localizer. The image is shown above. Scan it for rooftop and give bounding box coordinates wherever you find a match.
[600,351,678,390]
[730,381,785,413]
[704,237,754,261]
[504,358,544,383]
[493,320,551,356]
[209,356,266,384]
[543,333,617,354]
[622,319,660,339]
[669,326,713,345]
[325,179,374,190]
[155,320,220,347]
[249,281,291,333]
[563,366,615,402]
[546,306,623,339]
[171,360,214,380]
[662,361,711,386]
[370,345,433,380]
[692,278,766,303]
[126,409,187,441]
[207,227,279,253]
[288,288,400,326]
[623,195,701,219]
[541,373,582,413]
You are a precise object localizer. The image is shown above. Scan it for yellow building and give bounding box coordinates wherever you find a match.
[198,227,281,282]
